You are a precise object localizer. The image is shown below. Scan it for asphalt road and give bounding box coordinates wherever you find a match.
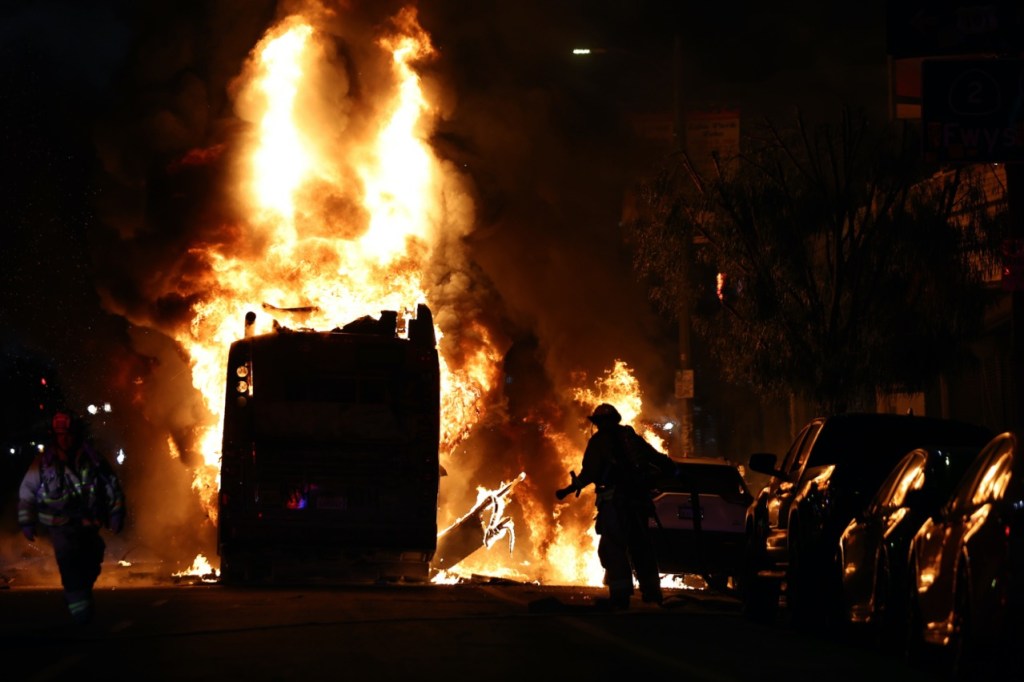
[0,576,940,682]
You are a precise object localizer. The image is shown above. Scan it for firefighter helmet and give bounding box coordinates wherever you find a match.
[588,403,622,425]
[52,412,72,434]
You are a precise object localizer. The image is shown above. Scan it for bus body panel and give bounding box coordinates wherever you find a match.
[218,308,440,583]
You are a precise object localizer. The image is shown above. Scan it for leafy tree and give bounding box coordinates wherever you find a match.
[628,109,1006,414]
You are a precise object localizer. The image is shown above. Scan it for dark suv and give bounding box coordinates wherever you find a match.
[741,412,993,625]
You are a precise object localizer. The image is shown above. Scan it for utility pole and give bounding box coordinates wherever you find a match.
[671,32,695,457]
[1005,162,1024,434]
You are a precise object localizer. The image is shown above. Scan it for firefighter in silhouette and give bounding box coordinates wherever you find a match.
[556,403,679,609]
[18,411,125,624]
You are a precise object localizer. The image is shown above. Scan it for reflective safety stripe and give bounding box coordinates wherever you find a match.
[67,597,92,616]
[25,448,124,527]
[37,512,71,526]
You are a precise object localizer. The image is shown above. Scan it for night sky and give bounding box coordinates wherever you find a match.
[0,1,888,557]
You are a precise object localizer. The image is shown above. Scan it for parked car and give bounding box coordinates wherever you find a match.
[837,444,985,649]
[741,412,993,626]
[648,457,753,591]
[906,431,1023,678]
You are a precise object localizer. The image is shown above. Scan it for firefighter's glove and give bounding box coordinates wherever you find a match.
[109,513,124,535]
[555,471,581,500]
[21,525,35,542]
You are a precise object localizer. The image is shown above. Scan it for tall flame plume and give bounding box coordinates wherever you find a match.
[169,7,665,587]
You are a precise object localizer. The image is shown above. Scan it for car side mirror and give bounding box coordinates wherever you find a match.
[748,452,786,479]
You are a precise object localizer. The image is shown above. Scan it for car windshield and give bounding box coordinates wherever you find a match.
[668,463,749,497]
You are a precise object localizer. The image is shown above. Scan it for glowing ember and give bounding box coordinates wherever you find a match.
[173,553,219,582]
[430,569,464,585]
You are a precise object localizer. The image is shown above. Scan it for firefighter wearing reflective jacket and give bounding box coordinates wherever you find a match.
[18,411,126,624]
[556,403,678,609]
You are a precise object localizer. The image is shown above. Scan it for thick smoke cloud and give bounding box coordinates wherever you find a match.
[0,0,283,572]
[1,0,678,579]
[416,2,677,401]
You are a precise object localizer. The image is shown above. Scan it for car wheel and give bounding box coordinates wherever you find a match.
[787,525,814,628]
[705,573,731,593]
[872,553,896,652]
[949,562,975,680]
[741,575,779,622]
[823,546,846,632]
[218,554,242,585]
[904,569,928,671]
[740,525,778,622]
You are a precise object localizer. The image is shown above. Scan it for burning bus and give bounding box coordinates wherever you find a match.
[217,303,441,584]
[68,7,663,589]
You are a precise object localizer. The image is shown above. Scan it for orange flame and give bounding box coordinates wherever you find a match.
[173,553,220,583]
[170,10,496,529]
[573,359,666,451]
[441,361,661,587]
[170,9,670,588]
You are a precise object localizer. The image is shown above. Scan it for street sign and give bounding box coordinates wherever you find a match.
[675,369,694,400]
[886,1,1024,58]
[891,57,924,119]
[921,58,1024,164]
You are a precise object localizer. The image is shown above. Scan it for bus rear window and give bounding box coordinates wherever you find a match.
[252,401,406,443]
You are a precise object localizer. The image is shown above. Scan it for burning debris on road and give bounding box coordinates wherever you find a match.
[432,472,526,577]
